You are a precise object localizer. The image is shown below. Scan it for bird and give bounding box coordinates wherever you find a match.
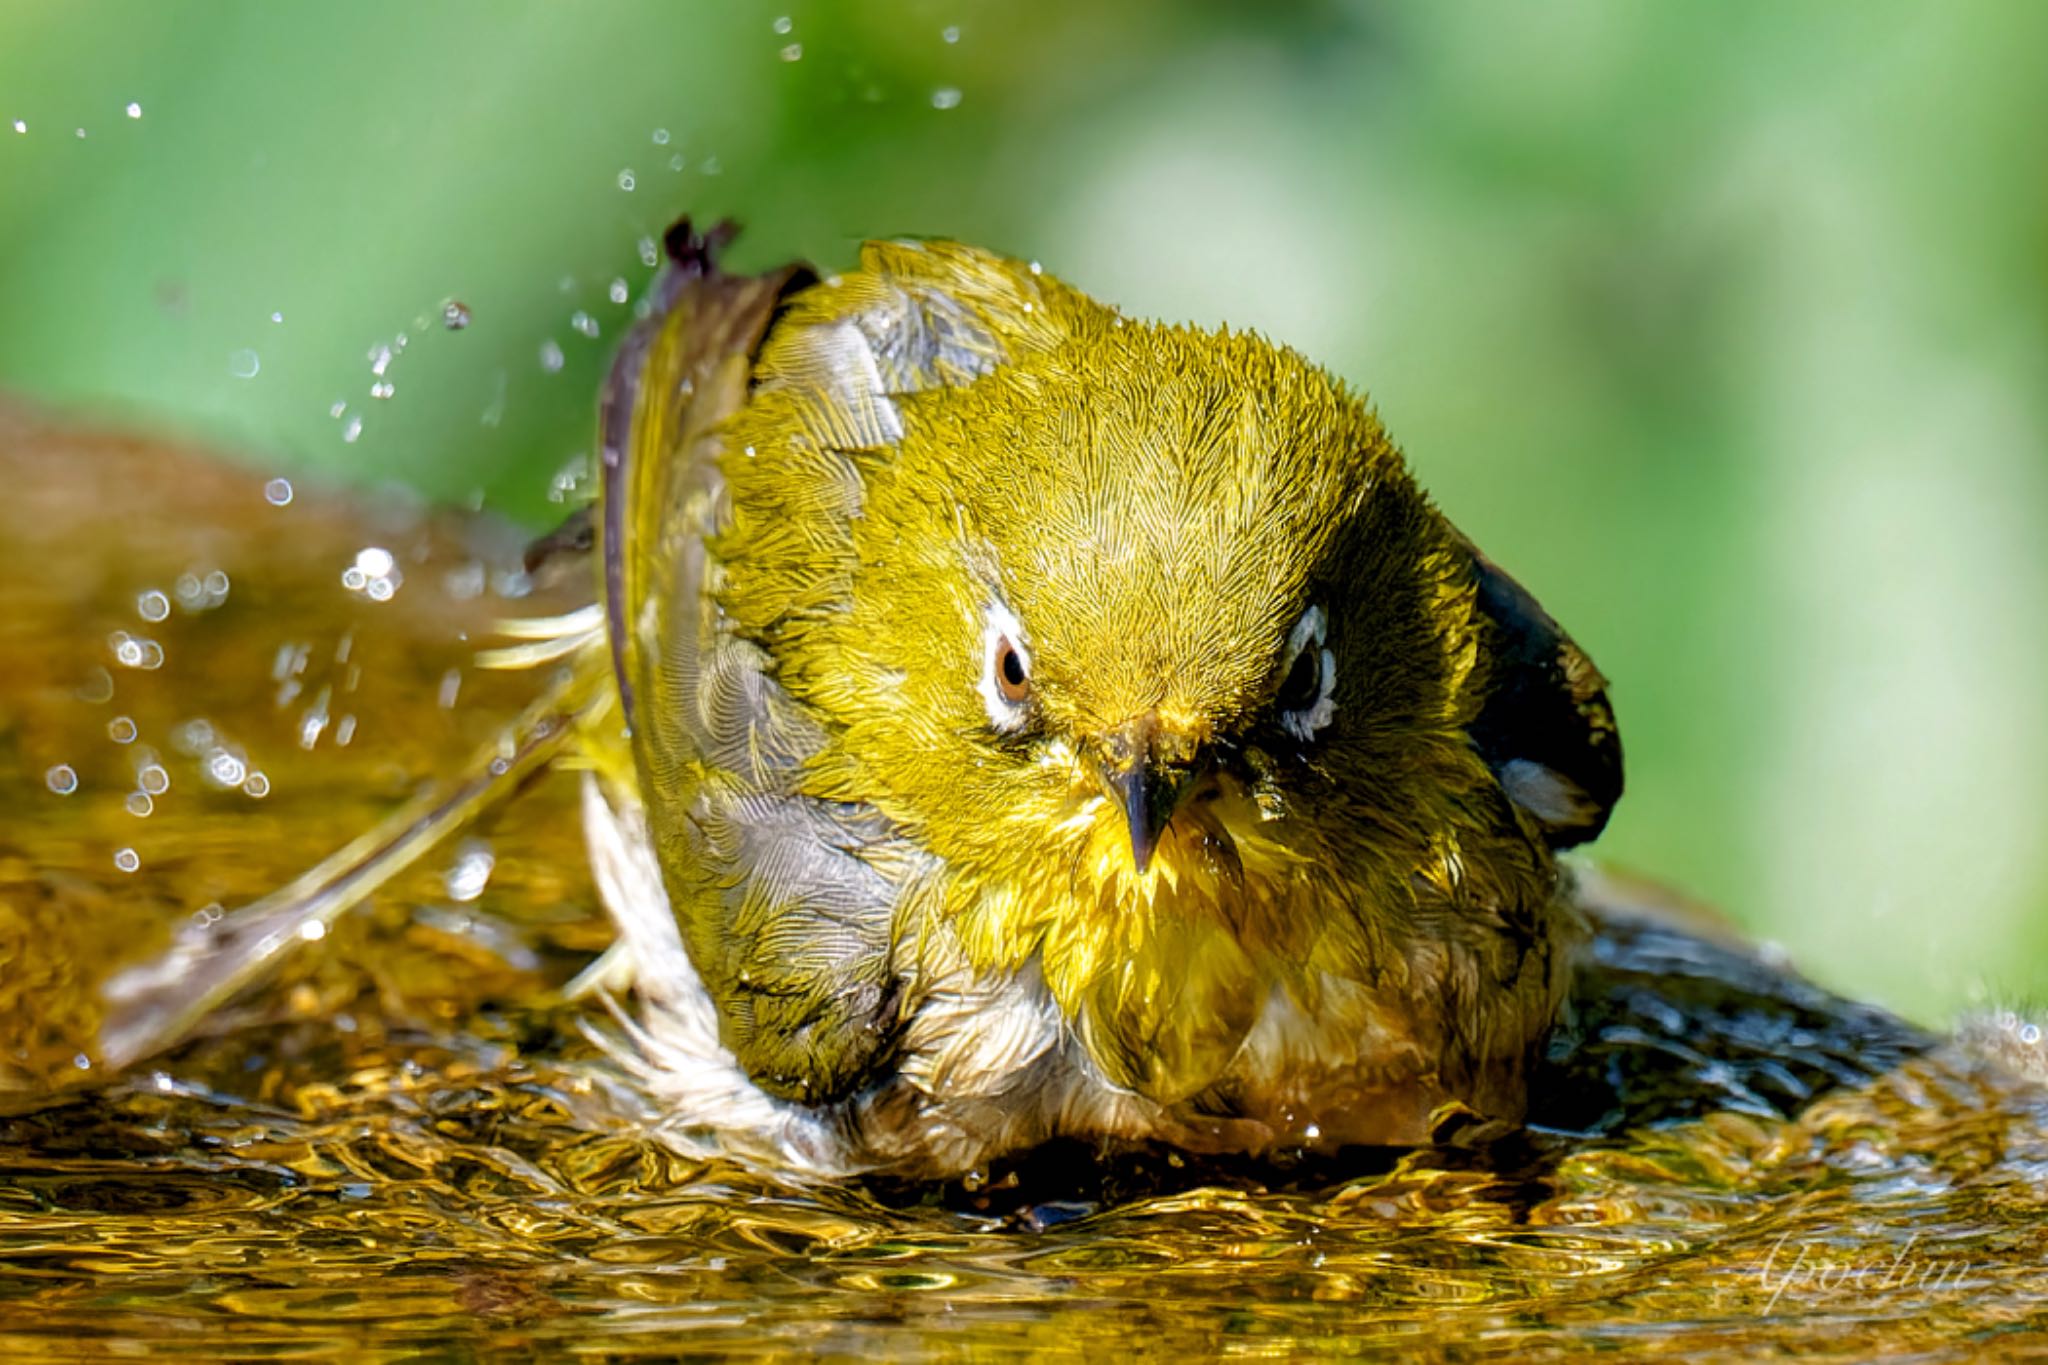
[95,218,1624,1181]
[566,220,1623,1177]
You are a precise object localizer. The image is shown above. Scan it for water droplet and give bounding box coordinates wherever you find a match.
[942,25,961,43]
[138,762,169,795]
[270,310,284,323]
[44,765,78,795]
[137,589,170,622]
[370,380,394,400]
[342,545,404,603]
[931,87,963,110]
[264,477,294,506]
[779,43,803,62]
[329,400,348,419]
[539,339,565,373]
[548,451,591,502]
[335,714,357,746]
[442,299,471,330]
[342,416,363,443]
[10,120,24,134]
[651,127,670,145]
[125,791,154,817]
[298,688,331,750]
[243,771,270,799]
[617,168,636,191]
[108,715,138,743]
[608,277,630,305]
[637,236,660,268]
[369,343,392,377]
[109,634,165,670]
[772,14,793,34]
[205,749,247,788]
[444,840,496,902]
[668,152,686,172]
[74,127,86,139]
[298,919,326,943]
[125,102,142,119]
[570,310,599,338]
[113,848,140,873]
[438,668,463,709]
[228,349,261,379]
[700,155,721,175]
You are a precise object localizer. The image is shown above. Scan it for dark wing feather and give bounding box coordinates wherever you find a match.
[1461,542,1624,848]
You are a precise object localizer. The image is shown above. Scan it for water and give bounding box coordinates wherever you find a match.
[2,402,2045,1357]
[4,1045,2043,1357]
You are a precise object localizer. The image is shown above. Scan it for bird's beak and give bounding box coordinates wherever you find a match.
[1088,713,1203,875]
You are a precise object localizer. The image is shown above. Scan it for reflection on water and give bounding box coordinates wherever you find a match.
[5,1044,2045,1356]
[2,405,2045,1356]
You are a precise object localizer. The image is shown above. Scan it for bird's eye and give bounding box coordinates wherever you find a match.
[978,602,1033,733]
[994,637,1031,704]
[1276,604,1336,743]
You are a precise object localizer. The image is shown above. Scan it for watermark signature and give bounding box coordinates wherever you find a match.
[1757,1231,1979,1313]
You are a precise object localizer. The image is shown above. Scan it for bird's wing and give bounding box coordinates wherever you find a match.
[603,223,919,1106]
[1459,539,1624,848]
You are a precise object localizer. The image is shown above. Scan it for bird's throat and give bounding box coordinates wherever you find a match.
[952,796,1342,1105]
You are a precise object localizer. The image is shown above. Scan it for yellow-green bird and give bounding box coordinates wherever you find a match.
[568,220,1620,1176]
[100,219,1622,1180]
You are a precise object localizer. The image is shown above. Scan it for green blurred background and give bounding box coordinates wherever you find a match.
[3,1,2044,1026]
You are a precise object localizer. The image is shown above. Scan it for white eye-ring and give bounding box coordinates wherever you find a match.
[978,601,1033,732]
[1276,604,1336,742]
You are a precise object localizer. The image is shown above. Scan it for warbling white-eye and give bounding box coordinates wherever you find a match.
[568,220,1622,1176]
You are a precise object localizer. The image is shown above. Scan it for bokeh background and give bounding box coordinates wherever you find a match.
[2,1,2043,1027]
